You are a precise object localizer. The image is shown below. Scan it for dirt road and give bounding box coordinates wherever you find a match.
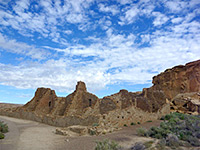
[0,116,66,150]
[0,115,161,150]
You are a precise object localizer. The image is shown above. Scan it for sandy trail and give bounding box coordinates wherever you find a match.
[0,115,161,150]
[0,116,65,150]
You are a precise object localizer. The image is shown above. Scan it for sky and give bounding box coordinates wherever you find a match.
[0,0,200,104]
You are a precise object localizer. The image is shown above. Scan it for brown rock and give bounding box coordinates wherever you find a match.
[75,81,87,92]
[152,59,200,100]
[99,97,117,114]
[23,87,57,114]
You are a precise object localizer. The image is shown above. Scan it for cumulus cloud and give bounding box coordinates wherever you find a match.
[152,12,169,26]
[119,5,139,25]
[0,0,200,96]
[98,3,119,15]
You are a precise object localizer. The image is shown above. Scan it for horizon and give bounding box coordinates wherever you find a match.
[0,0,200,104]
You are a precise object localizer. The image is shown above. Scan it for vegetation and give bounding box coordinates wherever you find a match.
[93,123,99,127]
[136,127,148,136]
[95,139,121,150]
[136,112,200,148]
[0,121,8,139]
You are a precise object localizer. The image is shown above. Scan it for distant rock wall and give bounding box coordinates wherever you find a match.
[152,60,200,100]
[150,59,200,114]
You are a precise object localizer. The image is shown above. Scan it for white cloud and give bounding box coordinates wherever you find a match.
[98,3,119,15]
[171,17,183,24]
[152,12,169,26]
[119,5,139,25]
[64,30,72,35]
[117,0,132,5]
[0,23,200,93]
[165,0,188,13]
[0,0,200,96]
[0,33,49,59]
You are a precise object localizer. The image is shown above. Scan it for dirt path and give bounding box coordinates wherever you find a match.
[0,115,161,150]
[0,116,65,150]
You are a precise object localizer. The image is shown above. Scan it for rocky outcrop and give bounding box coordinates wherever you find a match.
[169,92,200,114]
[151,59,200,114]
[152,60,200,100]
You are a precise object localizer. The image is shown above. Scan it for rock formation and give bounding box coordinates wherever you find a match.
[152,60,200,100]
[0,82,169,129]
[151,59,200,114]
[0,59,199,131]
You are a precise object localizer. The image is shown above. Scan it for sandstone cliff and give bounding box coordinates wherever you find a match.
[151,59,200,114]
[152,59,200,100]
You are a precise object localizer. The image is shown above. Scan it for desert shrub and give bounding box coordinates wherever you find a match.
[0,121,8,133]
[143,141,154,149]
[193,131,200,138]
[88,129,96,135]
[130,142,145,150]
[165,134,180,148]
[95,139,120,150]
[137,122,140,124]
[164,114,171,120]
[187,136,200,147]
[136,127,148,136]
[139,113,200,149]
[93,123,99,127]
[124,124,127,127]
[0,132,5,139]
[0,121,8,139]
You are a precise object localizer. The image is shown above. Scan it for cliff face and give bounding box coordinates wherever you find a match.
[151,60,200,114]
[152,60,200,100]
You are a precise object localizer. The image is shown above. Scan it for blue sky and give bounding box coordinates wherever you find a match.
[0,0,200,104]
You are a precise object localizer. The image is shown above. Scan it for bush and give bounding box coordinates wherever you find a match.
[93,123,99,127]
[0,121,8,139]
[140,113,200,149]
[136,127,147,136]
[0,121,8,133]
[124,124,127,127]
[166,134,180,148]
[95,139,120,150]
[130,142,145,150]
[0,132,5,139]
[187,136,200,147]
[143,141,154,149]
